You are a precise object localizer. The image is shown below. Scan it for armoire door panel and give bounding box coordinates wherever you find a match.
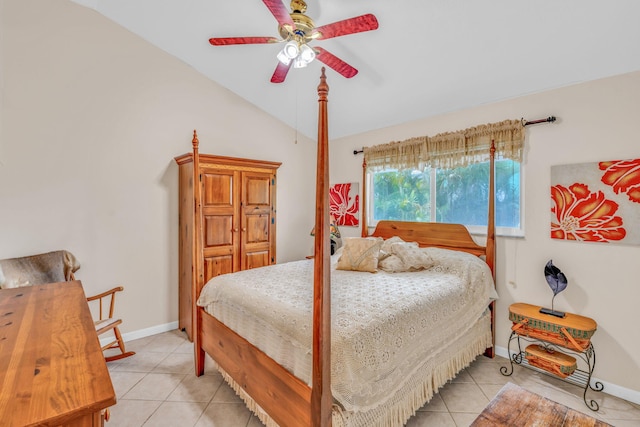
[244,213,270,244]
[203,214,234,247]
[243,174,271,206]
[202,172,234,207]
[244,250,270,270]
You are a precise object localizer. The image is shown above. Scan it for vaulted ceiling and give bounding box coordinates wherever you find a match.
[71,0,640,139]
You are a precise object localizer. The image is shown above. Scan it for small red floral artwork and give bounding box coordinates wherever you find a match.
[599,159,640,204]
[330,183,359,226]
[550,183,625,242]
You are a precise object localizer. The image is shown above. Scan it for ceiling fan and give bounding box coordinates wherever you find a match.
[209,0,379,83]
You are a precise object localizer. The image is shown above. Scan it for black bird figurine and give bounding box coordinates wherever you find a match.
[540,259,568,318]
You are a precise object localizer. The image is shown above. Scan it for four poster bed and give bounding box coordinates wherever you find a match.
[190,69,497,427]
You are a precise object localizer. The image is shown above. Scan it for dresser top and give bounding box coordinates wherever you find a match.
[0,281,116,426]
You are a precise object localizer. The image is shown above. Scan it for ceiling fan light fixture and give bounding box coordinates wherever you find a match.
[283,41,299,58]
[276,49,292,65]
[293,55,308,68]
[299,44,315,63]
[277,40,300,65]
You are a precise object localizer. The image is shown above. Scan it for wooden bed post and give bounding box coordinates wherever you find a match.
[311,68,332,427]
[486,140,496,278]
[484,140,497,358]
[361,157,368,237]
[192,130,206,375]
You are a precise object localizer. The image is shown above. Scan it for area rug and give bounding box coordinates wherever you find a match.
[471,382,611,426]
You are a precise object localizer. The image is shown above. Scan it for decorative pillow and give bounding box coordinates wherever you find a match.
[336,237,383,273]
[379,236,409,260]
[378,242,435,272]
[391,242,434,271]
[378,254,407,273]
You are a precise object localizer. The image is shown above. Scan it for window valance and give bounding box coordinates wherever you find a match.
[363,119,525,171]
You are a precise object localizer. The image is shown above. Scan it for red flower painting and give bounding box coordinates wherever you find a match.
[330,183,359,226]
[599,158,640,204]
[550,183,626,242]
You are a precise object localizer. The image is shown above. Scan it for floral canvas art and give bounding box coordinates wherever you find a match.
[550,158,640,244]
[330,183,359,226]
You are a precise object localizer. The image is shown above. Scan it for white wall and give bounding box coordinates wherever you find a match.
[331,71,640,396]
[0,0,317,333]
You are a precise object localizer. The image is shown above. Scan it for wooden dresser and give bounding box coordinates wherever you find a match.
[174,152,280,340]
[0,281,116,426]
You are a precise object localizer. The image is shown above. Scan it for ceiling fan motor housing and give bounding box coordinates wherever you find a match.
[279,13,315,41]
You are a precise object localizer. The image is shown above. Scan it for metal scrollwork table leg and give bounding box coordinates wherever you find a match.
[500,331,604,411]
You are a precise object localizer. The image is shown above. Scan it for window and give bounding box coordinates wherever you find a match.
[369,159,522,236]
[363,119,526,237]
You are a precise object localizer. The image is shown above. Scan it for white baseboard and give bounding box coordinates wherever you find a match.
[99,321,179,348]
[495,345,640,406]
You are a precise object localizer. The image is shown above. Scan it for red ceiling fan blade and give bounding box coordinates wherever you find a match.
[262,0,295,28]
[209,36,279,46]
[270,61,292,83]
[314,47,358,79]
[313,14,378,40]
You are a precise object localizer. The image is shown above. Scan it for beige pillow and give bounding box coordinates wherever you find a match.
[379,242,435,272]
[336,237,383,273]
[378,254,406,273]
[379,236,407,260]
[392,242,434,270]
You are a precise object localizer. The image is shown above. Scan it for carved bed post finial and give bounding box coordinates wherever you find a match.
[192,130,199,150]
[317,67,328,100]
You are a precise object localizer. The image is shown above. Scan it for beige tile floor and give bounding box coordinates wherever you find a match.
[105,330,640,426]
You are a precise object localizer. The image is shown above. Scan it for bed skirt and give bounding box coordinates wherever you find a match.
[210,310,492,427]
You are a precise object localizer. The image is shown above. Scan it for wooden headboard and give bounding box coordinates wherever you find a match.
[370,220,486,257]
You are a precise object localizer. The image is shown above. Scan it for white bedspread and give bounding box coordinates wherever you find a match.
[197,247,494,412]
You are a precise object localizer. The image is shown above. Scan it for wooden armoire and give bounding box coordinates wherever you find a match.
[174,148,281,340]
